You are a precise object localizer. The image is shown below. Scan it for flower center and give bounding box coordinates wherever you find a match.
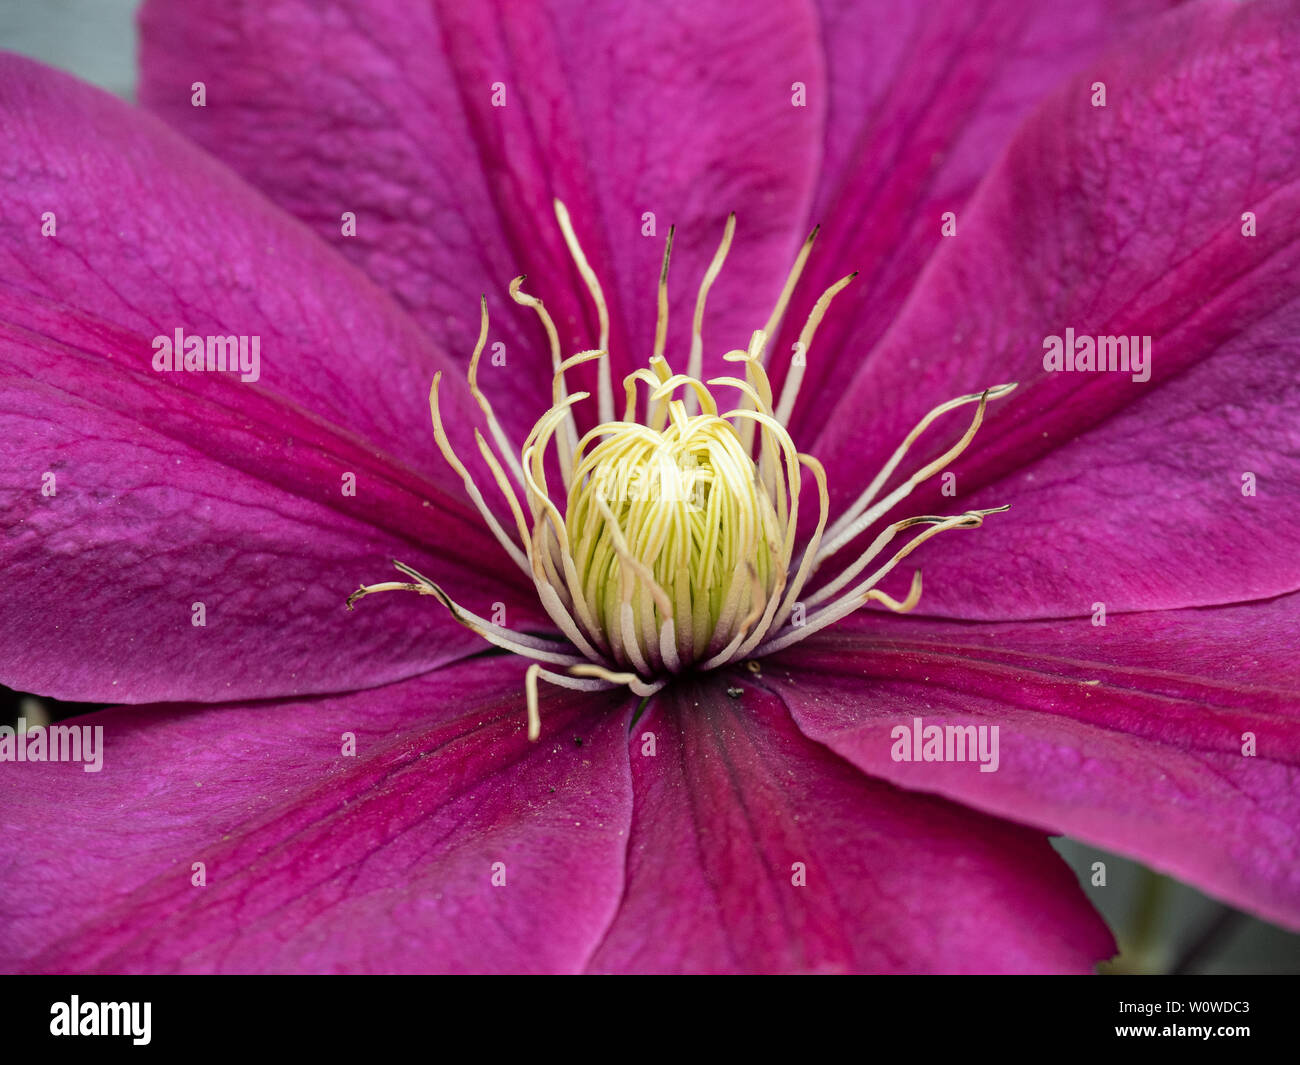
[349,203,1015,739]
[567,391,782,675]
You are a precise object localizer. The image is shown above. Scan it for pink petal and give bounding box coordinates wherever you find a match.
[809,0,1300,617]
[777,0,1176,444]
[0,659,634,974]
[138,0,825,436]
[587,672,1113,973]
[0,55,542,703]
[769,593,1300,931]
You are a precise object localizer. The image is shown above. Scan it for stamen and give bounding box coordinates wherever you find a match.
[645,355,674,434]
[753,453,829,641]
[761,224,820,363]
[350,562,583,664]
[806,514,955,609]
[761,511,996,656]
[511,276,579,481]
[525,663,625,741]
[592,490,675,620]
[820,384,1017,558]
[724,332,782,497]
[569,663,666,698]
[520,402,611,656]
[863,572,926,614]
[686,212,736,409]
[473,429,532,552]
[428,374,530,575]
[545,348,605,491]
[554,199,613,424]
[650,374,719,416]
[737,224,819,453]
[466,296,526,489]
[351,205,1015,741]
[654,225,675,361]
[773,271,858,427]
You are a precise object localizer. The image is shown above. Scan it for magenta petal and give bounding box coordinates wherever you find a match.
[0,55,544,703]
[810,0,1300,616]
[138,0,824,434]
[0,659,634,974]
[0,53,472,489]
[770,594,1300,931]
[777,0,1175,444]
[586,673,1112,974]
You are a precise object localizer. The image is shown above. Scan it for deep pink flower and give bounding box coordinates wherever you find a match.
[2,0,1298,973]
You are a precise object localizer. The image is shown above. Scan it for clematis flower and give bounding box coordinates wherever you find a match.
[1,0,1298,974]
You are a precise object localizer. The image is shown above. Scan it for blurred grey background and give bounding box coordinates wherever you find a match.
[2,0,139,99]
[3,0,1298,975]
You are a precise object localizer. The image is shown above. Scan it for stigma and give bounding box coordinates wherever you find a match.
[350,203,1014,739]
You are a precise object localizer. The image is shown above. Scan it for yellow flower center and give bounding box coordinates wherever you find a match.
[349,203,1014,740]
[567,380,783,674]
